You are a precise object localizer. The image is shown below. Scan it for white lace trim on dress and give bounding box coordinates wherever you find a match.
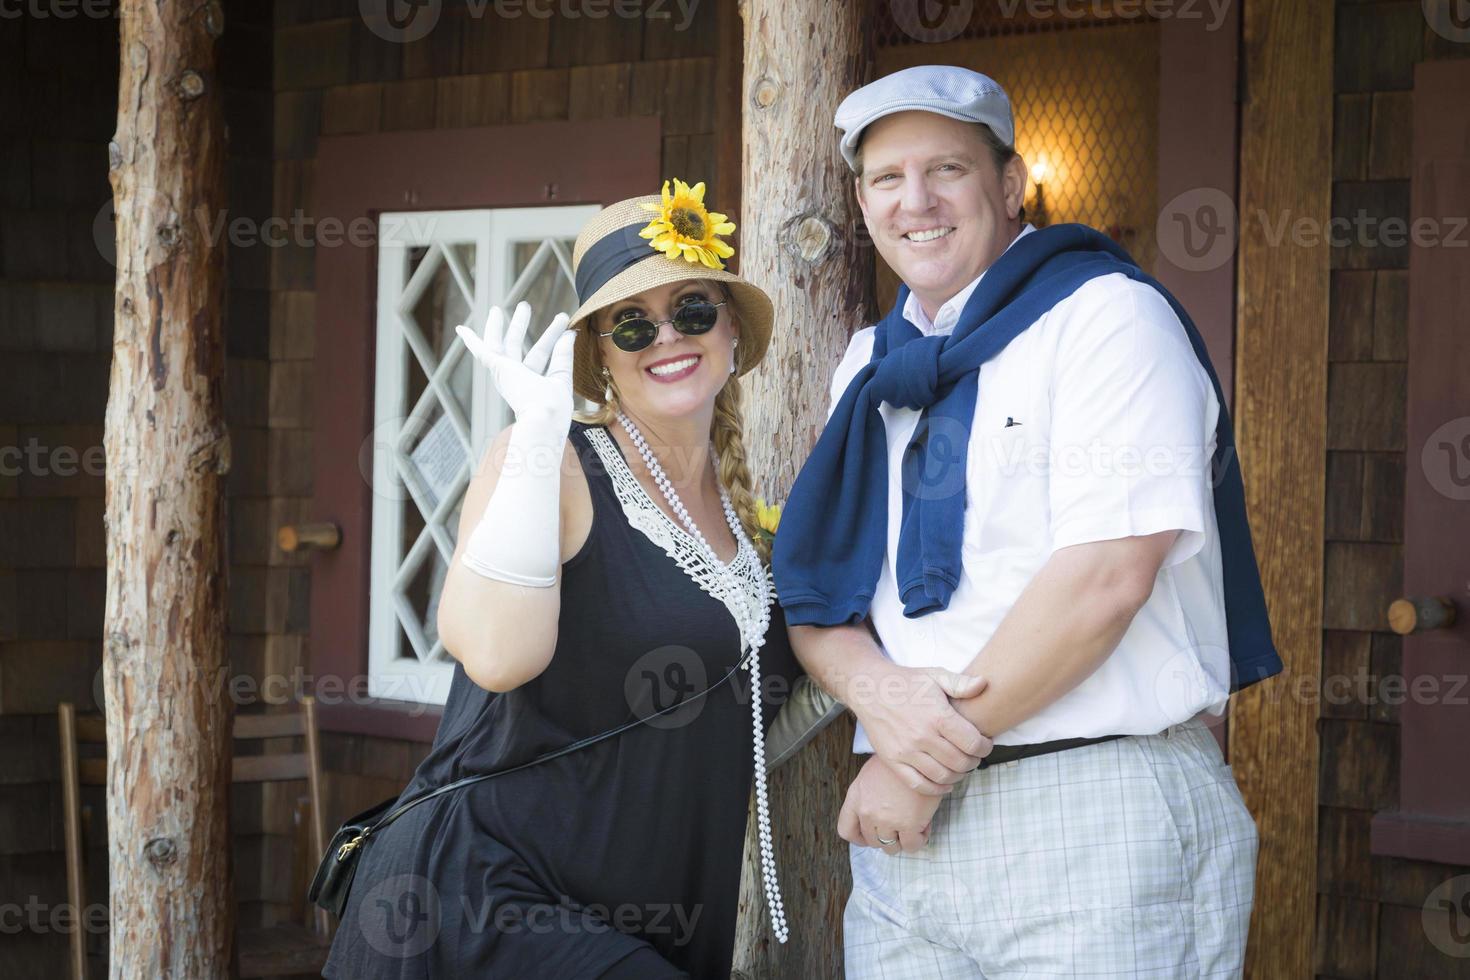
[585,426,768,651]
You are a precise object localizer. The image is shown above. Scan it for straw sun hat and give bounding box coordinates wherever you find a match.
[568,180,774,404]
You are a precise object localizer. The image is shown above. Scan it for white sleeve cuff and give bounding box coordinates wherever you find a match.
[1050,506,1207,568]
[459,551,558,588]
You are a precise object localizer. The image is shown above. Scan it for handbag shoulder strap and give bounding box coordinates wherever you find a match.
[360,660,743,842]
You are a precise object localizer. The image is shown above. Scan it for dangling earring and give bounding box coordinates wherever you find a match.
[601,366,615,404]
[729,337,739,375]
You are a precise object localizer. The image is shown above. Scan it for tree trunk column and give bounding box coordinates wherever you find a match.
[105,1,234,976]
[733,1,870,975]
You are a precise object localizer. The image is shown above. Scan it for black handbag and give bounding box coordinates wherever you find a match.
[308,661,743,918]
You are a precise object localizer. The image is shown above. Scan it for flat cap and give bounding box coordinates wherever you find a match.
[834,65,1014,172]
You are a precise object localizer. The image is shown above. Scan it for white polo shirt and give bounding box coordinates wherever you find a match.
[831,226,1231,750]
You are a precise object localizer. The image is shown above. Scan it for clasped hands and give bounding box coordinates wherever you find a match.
[836,665,992,855]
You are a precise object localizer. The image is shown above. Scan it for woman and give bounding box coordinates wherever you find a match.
[323,182,802,979]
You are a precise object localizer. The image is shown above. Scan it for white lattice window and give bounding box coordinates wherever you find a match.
[367,205,599,705]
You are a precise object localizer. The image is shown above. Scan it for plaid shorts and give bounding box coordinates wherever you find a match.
[843,719,1258,979]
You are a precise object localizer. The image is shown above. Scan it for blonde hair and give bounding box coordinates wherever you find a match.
[574,293,769,563]
[711,375,767,562]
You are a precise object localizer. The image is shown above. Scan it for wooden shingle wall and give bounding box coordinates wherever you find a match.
[1317,4,1470,978]
[0,0,287,975]
[0,7,124,977]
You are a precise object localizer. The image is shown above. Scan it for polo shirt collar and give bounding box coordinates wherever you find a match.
[902,223,1036,336]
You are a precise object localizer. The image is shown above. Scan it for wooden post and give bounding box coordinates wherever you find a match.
[1229,1,1332,977]
[104,1,235,976]
[732,1,870,975]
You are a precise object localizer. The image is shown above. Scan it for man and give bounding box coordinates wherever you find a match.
[772,66,1281,977]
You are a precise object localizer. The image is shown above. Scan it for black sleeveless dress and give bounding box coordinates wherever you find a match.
[323,422,801,979]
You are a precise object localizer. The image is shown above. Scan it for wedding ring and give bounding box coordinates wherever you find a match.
[876,834,897,845]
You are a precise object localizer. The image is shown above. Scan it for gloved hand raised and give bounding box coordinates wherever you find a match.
[452,301,580,588]
[455,301,577,434]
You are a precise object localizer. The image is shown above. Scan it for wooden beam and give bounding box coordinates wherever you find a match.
[106,0,235,975]
[714,0,743,271]
[732,0,870,975]
[233,712,307,740]
[1230,2,1333,977]
[231,754,311,784]
[58,703,88,980]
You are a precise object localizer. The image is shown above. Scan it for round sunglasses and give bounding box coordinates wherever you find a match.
[595,301,726,353]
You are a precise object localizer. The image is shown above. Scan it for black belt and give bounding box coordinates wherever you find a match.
[975,733,1126,770]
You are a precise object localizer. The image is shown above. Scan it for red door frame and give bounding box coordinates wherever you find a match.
[1371,59,1470,865]
[1155,5,1241,400]
[1155,3,1243,755]
[309,117,661,740]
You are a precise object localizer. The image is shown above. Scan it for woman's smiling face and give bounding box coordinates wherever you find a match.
[596,279,739,424]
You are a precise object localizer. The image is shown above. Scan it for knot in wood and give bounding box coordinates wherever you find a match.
[156,214,181,249]
[143,837,178,869]
[751,76,781,110]
[177,71,206,101]
[108,141,122,172]
[204,1,226,37]
[190,432,232,475]
[780,213,838,264]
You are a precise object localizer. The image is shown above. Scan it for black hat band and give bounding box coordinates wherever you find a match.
[574,222,661,305]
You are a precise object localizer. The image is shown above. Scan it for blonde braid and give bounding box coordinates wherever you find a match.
[711,377,768,562]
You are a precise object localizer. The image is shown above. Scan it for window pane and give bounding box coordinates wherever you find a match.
[509,239,579,353]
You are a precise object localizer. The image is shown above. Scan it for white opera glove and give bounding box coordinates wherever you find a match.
[453,301,578,587]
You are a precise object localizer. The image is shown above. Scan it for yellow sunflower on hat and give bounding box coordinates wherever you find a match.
[639,179,736,270]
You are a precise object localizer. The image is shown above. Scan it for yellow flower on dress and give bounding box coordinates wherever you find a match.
[639,179,736,270]
[754,498,782,544]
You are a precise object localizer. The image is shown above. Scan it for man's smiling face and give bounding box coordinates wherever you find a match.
[855,111,1026,318]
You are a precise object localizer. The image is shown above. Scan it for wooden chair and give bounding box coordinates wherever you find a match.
[57,697,335,978]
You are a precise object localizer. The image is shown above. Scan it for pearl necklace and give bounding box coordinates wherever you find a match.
[616,413,789,944]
